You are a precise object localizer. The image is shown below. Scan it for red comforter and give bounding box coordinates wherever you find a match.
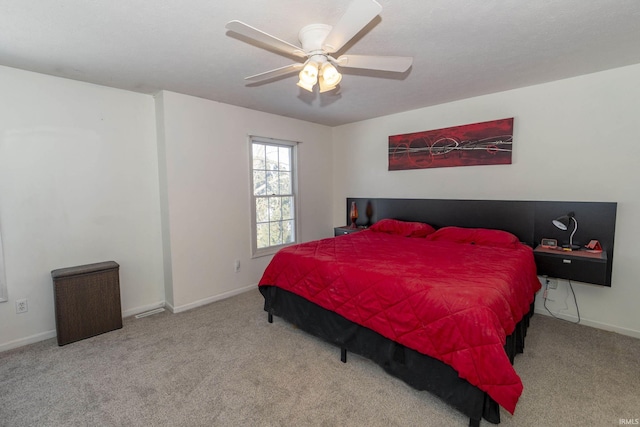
[258,230,540,413]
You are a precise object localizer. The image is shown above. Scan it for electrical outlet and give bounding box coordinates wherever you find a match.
[234,259,240,273]
[16,298,28,314]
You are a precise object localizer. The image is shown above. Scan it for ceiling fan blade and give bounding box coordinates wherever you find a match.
[244,63,304,83]
[322,0,382,53]
[336,54,413,72]
[226,20,307,58]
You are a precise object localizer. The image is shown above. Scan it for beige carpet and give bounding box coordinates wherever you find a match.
[1,289,639,426]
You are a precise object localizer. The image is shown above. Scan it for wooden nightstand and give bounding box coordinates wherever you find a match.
[533,245,609,286]
[334,226,366,236]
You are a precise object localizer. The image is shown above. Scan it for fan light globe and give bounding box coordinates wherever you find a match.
[299,61,319,86]
[296,79,315,92]
[321,62,342,86]
[318,75,339,93]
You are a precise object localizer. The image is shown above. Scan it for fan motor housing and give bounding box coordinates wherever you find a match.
[299,24,332,52]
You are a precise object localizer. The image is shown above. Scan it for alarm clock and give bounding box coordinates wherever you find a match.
[541,238,558,249]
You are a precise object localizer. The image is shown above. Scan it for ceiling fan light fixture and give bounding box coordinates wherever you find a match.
[296,78,315,92]
[227,1,412,94]
[320,62,342,87]
[318,75,339,93]
[299,61,319,86]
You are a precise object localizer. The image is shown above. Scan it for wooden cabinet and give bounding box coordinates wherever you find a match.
[51,261,123,346]
[533,246,609,286]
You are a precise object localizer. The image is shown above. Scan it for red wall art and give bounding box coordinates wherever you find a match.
[388,118,514,170]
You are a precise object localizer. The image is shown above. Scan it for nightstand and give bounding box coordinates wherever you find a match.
[334,226,366,236]
[533,245,609,286]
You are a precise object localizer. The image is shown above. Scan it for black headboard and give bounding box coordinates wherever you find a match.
[346,197,617,283]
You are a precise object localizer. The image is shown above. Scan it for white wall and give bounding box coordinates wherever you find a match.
[332,64,640,338]
[0,69,333,351]
[0,66,165,351]
[155,91,333,311]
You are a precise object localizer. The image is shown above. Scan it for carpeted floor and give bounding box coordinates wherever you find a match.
[1,289,639,426]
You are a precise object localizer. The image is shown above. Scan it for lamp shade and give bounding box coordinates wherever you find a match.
[552,215,571,231]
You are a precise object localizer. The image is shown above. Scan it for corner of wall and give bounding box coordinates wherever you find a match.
[153,91,174,307]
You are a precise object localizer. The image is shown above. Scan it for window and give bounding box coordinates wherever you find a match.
[250,137,298,257]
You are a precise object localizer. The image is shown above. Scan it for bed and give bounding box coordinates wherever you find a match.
[259,217,540,425]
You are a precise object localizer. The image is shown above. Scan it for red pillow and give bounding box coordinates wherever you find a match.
[426,226,520,247]
[369,218,436,238]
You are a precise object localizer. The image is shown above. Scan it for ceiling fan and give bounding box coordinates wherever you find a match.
[225,0,413,93]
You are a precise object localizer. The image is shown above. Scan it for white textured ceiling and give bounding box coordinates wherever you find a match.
[1,0,639,126]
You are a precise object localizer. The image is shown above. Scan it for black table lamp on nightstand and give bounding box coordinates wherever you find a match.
[552,212,581,250]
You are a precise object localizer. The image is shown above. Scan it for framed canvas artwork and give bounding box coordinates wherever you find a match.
[389,118,514,170]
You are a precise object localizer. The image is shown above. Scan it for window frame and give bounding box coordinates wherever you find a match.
[249,136,299,258]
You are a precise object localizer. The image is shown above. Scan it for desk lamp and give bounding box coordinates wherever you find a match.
[552,212,580,250]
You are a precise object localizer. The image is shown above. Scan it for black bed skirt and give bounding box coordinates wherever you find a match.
[260,285,533,425]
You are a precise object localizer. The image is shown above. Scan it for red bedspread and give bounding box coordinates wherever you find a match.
[258,230,540,413]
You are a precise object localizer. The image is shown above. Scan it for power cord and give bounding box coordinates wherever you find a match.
[543,278,581,324]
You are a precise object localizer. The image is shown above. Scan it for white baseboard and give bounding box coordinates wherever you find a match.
[168,284,257,314]
[0,330,57,353]
[534,308,640,339]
